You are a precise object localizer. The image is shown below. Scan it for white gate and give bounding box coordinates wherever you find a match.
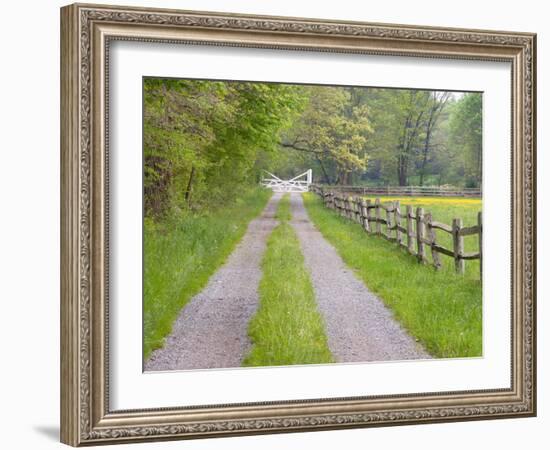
[261,169,312,193]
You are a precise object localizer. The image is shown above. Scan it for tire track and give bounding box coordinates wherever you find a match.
[289,193,430,363]
[145,193,282,371]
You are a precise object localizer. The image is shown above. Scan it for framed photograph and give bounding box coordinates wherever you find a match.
[60,3,536,446]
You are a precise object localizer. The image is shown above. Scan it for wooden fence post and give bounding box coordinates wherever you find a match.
[406,205,414,254]
[343,196,348,219]
[342,196,346,217]
[416,207,426,263]
[375,198,382,235]
[394,201,402,246]
[425,213,441,270]
[386,204,392,239]
[478,212,483,279]
[365,199,372,233]
[452,218,465,274]
[353,197,361,223]
[353,197,360,223]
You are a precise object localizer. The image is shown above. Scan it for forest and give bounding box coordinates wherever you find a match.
[143,78,482,219]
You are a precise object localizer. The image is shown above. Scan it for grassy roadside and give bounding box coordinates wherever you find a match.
[243,194,333,367]
[144,187,272,360]
[303,193,482,358]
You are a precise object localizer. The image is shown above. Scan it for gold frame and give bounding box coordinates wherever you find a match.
[60,2,536,446]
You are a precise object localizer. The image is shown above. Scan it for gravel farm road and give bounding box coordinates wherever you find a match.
[145,191,429,372]
[289,193,430,363]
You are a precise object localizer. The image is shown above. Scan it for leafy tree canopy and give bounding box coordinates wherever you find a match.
[143,78,482,218]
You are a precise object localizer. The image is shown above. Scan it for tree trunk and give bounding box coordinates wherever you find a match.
[420,92,450,187]
[419,128,432,186]
[342,171,352,185]
[316,156,331,184]
[397,153,408,186]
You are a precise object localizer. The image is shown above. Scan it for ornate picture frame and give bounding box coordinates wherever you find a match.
[60,3,536,446]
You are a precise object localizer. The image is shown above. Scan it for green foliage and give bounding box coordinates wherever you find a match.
[144,78,482,216]
[143,78,307,217]
[281,86,372,185]
[143,187,272,359]
[303,193,482,358]
[449,93,483,187]
[243,195,333,366]
[277,87,481,188]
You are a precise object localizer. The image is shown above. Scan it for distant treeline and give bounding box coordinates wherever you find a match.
[144,78,481,218]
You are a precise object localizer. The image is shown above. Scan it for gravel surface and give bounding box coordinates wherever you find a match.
[145,193,282,371]
[290,193,430,363]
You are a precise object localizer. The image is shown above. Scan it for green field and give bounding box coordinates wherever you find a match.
[363,195,482,280]
[243,194,333,367]
[303,192,482,358]
[143,187,272,360]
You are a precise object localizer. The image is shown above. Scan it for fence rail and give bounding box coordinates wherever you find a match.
[311,184,481,198]
[311,186,482,278]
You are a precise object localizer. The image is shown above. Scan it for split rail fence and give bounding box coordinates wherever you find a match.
[314,184,481,198]
[311,186,482,278]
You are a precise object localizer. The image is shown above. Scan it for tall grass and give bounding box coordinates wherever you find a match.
[243,194,333,367]
[143,187,272,360]
[303,193,482,358]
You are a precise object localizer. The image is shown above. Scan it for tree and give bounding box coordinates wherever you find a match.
[143,79,220,216]
[143,78,482,220]
[418,92,451,185]
[143,78,306,217]
[365,89,431,186]
[280,86,371,185]
[448,93,483,187]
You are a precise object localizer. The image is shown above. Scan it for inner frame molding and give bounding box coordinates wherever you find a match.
[60,3,536,446]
